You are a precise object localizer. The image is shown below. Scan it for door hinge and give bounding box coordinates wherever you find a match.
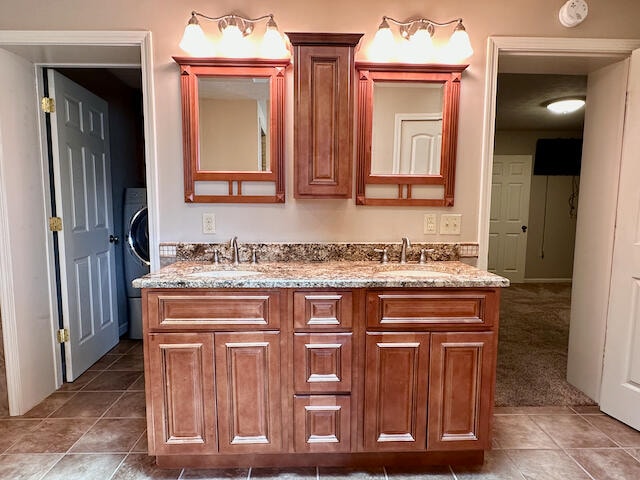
[41,97,55,113]
[56,328,69,343]
[48,217,62,232]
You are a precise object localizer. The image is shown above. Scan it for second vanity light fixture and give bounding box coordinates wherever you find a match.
[179,11,290,59]
[370,16,473,63]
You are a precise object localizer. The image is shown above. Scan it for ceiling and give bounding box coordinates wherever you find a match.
[495,73,587,131]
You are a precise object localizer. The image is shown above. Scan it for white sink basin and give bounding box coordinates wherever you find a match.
[375,269,451,278]
[187,270,263,278]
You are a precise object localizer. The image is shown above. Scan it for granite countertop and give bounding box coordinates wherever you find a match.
[133,261,509,289]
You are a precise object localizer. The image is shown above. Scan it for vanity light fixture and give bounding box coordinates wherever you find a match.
[545,97,586,114]
[370,16,473,63]
[179,11,290,59]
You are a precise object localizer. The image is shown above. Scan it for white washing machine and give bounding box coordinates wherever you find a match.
[123,188,150,339]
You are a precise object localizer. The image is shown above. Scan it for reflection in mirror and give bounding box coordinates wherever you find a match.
[371,82,444,175]
[198,77,270,172]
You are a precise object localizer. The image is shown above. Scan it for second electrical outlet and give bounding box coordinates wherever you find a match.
[202,213,216,234]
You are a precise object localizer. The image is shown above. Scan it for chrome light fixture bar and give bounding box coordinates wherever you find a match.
[179,11,290,59]
[371,15,473,63]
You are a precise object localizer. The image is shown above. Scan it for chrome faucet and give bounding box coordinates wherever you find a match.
[230,236,240,265]
[400,237,411,264]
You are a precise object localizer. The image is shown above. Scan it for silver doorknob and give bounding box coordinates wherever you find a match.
[109,234,119,244]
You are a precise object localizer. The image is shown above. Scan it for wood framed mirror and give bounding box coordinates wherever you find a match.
[174,57,290,203]
[355,62,467,206]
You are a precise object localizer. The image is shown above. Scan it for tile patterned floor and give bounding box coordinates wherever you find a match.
[1,339,640,479]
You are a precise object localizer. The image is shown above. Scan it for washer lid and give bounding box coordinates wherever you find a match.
[127,206,150,266]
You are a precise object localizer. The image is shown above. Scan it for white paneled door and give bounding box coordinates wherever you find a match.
[48,70,119,381]
[600,49,640,430]
[488,155,532,283]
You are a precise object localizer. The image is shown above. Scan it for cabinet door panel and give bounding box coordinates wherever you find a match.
[147,290,280,330]
[215,332,282,453]
[366,290,496,329]
[364,332,429,451]
[294,333,352,393]
[293,291,353,329]
[294,395,351,452]
[428,332,495,451]
[147,333,217,455]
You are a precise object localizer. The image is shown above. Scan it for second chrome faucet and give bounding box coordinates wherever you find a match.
[400,236,411,264]
[230,236,240,265]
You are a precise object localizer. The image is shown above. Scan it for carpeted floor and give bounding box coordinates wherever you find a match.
[495,282,596,407]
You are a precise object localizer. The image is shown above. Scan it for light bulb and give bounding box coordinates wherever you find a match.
[179,15,213,57]
[402,23,434,63]
[260,21,289,59]
[369,18,396,62]
[446,22,473,62]
[219,23,252,58]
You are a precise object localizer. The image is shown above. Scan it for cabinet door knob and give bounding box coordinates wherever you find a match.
[109,234,119,244]
[521,225,528,233]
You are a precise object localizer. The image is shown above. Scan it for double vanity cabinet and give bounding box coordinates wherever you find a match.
[136,262,506,468]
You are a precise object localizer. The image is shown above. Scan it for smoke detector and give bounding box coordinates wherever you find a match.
[559,0,588,27]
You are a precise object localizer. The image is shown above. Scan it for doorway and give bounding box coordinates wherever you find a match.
[46,67,147,380]
[479,38,640,421]
[490,72,586,406]
[0,31,158,415]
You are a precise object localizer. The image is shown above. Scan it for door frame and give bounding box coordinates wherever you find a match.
[477,36,640,271]
[0,31,159,415]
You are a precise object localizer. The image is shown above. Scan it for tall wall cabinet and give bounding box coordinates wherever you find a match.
[288,33,363,198]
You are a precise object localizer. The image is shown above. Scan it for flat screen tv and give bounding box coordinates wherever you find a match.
[533,138,582,176]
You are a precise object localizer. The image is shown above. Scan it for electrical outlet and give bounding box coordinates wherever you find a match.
[440,214,462,235]
[424,214,437,234]
[202,213,216,234]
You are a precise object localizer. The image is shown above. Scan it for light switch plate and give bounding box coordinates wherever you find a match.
[202,213,216,234]
[440,214,462,235]
[424,214,437,234]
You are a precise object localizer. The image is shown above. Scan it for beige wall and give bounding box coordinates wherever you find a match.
[1,0,639,246]
[495,130,582,279]
[199,98,260,171]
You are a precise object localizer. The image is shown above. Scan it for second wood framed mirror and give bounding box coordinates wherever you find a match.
[355,62,467,206]
[174,57,289,203]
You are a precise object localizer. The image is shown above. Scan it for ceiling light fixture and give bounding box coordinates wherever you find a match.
[545,97,586,114]
[370,16,472,63]
[179,11,290,59]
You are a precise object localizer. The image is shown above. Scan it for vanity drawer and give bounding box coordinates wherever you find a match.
[366,290,496,329]
[294,395,351,453]
[293,291,353,329]
[145,290,280,330]
[293,333,352,393]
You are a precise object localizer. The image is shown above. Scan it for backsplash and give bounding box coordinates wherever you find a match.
[159,242,479,266]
